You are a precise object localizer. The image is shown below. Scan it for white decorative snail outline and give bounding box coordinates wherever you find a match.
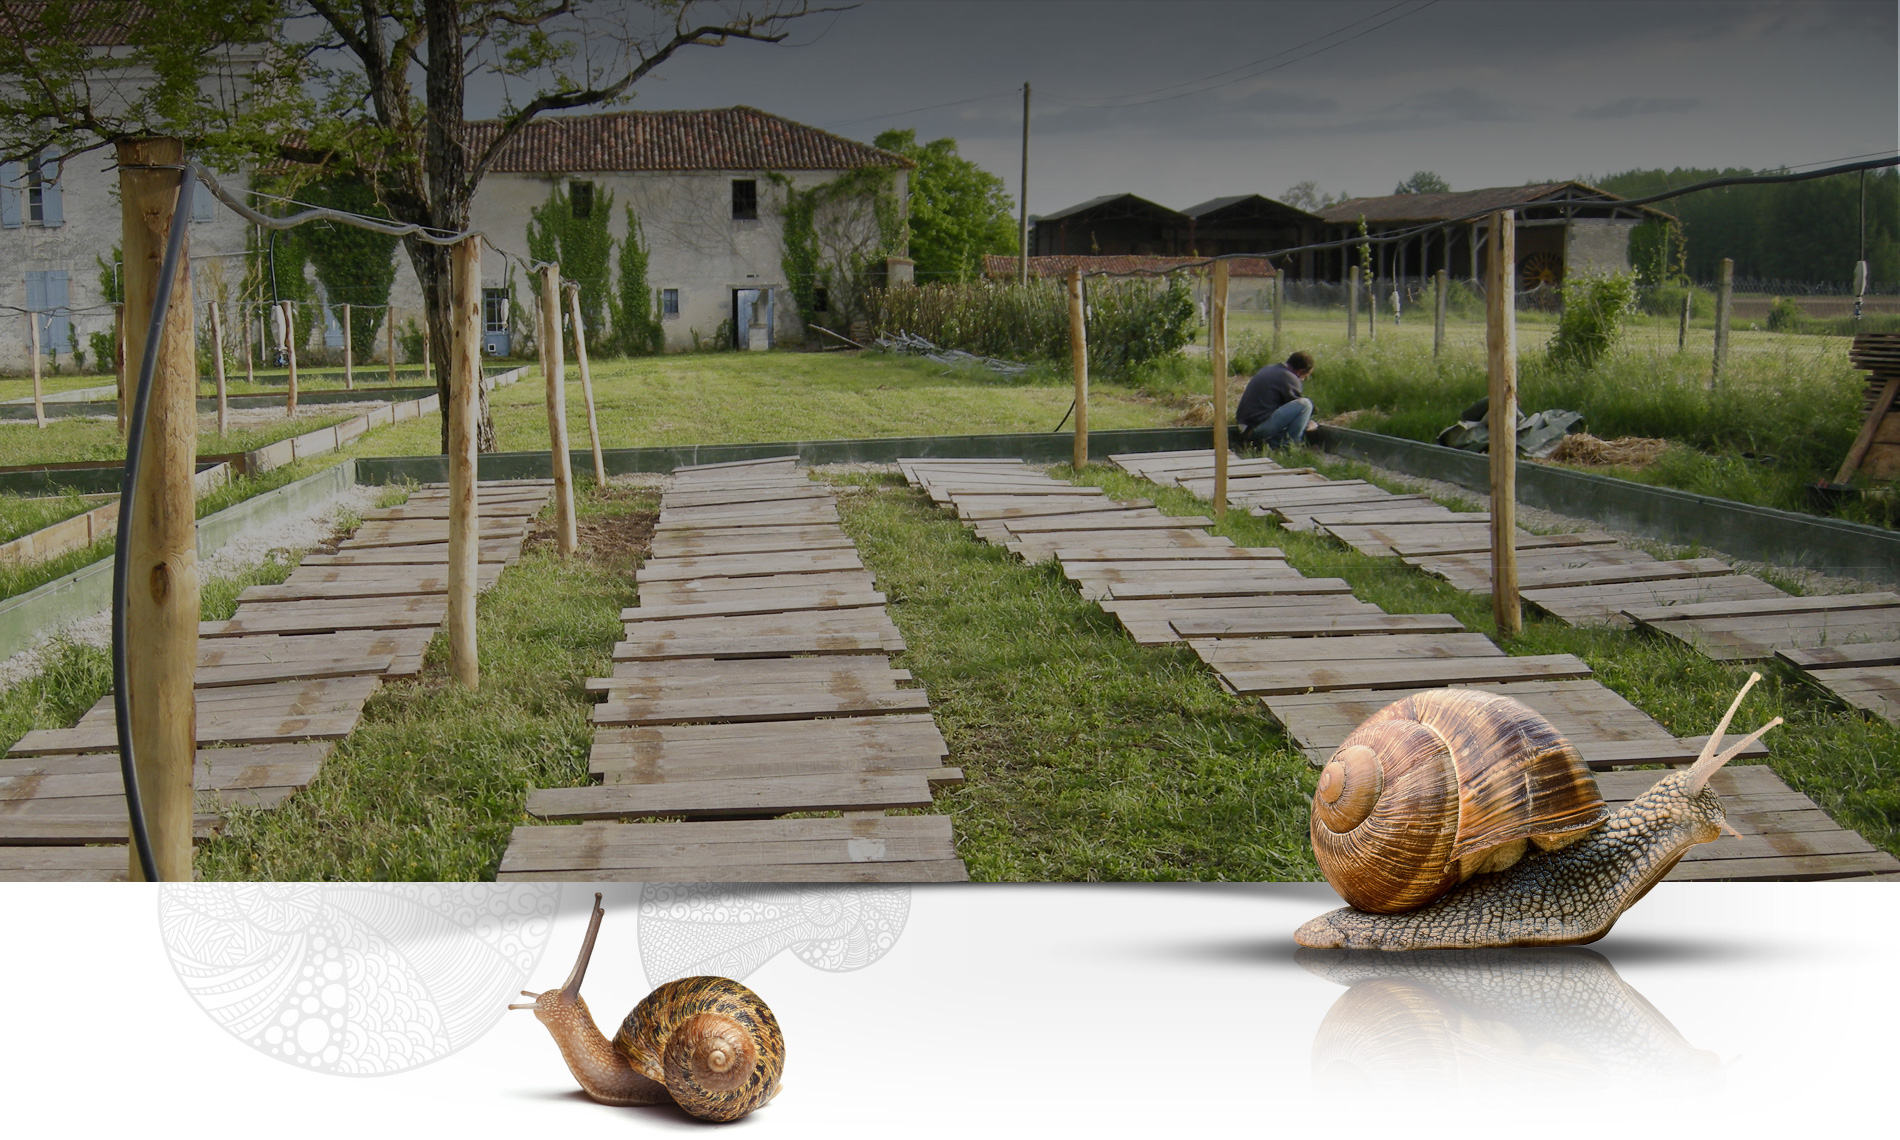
[159,883,559,1075]
[636,884,910,987]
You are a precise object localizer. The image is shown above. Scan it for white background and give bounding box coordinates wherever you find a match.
[3,882,1896,1137]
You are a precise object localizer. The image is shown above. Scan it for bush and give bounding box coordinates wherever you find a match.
[1639,284,1714,320]
[1766,296,1807,332]
[397,318,425,364]
[1546,272,1637,370]
[865,276,1198,379]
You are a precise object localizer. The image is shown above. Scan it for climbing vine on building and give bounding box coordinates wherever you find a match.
[612,207,664,355]
[775,166,905,332]
[527,181,616,354]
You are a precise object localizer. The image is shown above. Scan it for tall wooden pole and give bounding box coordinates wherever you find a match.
[1433,267,1448,359]
[1063,268,1089,468]
[1347,264,1360,346]
[1678,289,1692,351]
[27,312,45,428]
[209,301,228,436]
[242,299,254,389]
[1211,260,1230,521]
[1018,82,1031,287]
[1367,265,1378,341]
[1271,268,1284,358]
[1711,257,1733,387]
[341,302,353,390]
[117,136,198,881]
[565,282,607,486]
[387,306,397,386]
[114,305,127,436]
[282,301,299,417]
[447,238,482,688]
[539,264,578,556]
[1485,210,1520,638]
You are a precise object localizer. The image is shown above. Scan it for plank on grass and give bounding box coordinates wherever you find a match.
[1209,653,1592,696]
[1186,632,1503,665]
[1171,613,1467,638]
[614,632,902,661]
[526,770,958,820]
[635,550,864,582]
[593,689,930,727]
[0,846,134,881]
[498,816,962,876]
[1623,591,1900,624]
[620,591,887,623]
[1798,666,1900,724]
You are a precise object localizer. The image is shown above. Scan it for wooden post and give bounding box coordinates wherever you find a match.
[114,305,127,436]
[117,136,199,882]
[447,238,482,688]
[538,265,578,556]
[421,318,432,386]
[281,301,299,417]
[1485,210,1520,638]
[1433,268,1448,359]
[387,306,397,386]
[1347,264,1360,346]
[1211,260,1230,521]
[27,312,45,428]
[1271,268,1283,358]
[1711,258,1733,387]
[565,282,607,487]
[242,299,254,389]
[209,301,228,436]
[341,302,353,390]
[1367,267,1378,341]
[1066,269,1088,469]
[1018,82,1031,287]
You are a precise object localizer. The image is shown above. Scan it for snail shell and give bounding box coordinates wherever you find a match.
[614,976,785,1123]
[1311,690,1610,914]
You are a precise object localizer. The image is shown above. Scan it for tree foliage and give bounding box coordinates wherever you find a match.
[1280,180,1347,211]
[1393,170,1451,195]
[1596,167,1899,288]
[527,182,616,354]
[871,128,1016,283]
[295,178,400,362]
[612,208,664,356]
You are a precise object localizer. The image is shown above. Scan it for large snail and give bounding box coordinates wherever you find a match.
[1296,675,1781,950]
[511,894,785,1122]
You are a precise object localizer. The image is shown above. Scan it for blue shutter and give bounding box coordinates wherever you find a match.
[24,271,45,351]
[39,148,61,227]
[0,161,19,228]
[45,270,70,352]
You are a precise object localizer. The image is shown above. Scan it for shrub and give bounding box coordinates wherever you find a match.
[1766,296,1807,332]
[1639,283,1713,320]
[397,318,425,364]
[1546,272,1637,370]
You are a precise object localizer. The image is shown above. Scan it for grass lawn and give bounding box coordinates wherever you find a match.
[0,409,359,467]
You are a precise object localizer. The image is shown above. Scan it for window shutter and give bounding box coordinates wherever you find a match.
[0,161,20,228]
[39,148,62,226]
[191,173,214,222]
[46,270,70,351]
[25,271,45,351]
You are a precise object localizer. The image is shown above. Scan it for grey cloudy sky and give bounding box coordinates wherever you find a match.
[473,0,1899,213]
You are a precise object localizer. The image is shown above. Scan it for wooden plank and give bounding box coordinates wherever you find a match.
[1638,611,1900,662]
[1625,592,1900,624]
[527,770,956,820]
[635,550,864,582]
[10,712,361,754]
[662,487,831,508]
[621,591,886,623]
[1798,666,1900,724]
[958,499,1152,521]
[593,689,930,727]
[1186,632,1503,665]
[0,846,134,881]
[997,512,1212,533]
[1526,575,1787,626]
[592,714,946,772]
[499,858,970,883]
[612,609,901,641]
[1172,613,1467,638]
[1777,642,1900,668]
[614,632,902,661]
[1211,653,1592,695]
[498,815,960,874]
[649,533,855,559]
[1101,577,1353,601]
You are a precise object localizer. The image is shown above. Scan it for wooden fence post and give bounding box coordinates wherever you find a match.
[1711,258,1733,387]
[1678,289,1692,351]
[114,305,127,437]
[117,136,199,881]
[447,238,482,688]
[1271,267,1283,358]
[27,312,45,428]
[1347,264,1360,346]
[1486,209,1520,638]
[1211,260,1230,521]
[1368,269,1378,341]
[1433,267,1448,359]
[209,301,228,436]
[1067,268,1088,469]
[242,299,255,389]
[539,264,578,556]
[565,282,607,486]
[387,306,397,386]
[341,302,353,390]
[282,301,299,417]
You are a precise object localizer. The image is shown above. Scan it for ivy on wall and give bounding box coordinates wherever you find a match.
[527,181,616,353]
[776,166,905,331]
[611,207,664,356]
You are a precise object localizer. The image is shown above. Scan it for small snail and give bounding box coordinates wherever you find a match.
[1297,675,1781,950]
[511,894,785,1122]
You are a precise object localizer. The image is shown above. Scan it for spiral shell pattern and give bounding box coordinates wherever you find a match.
[1311,690,1609,914]
[614,976,784,1122]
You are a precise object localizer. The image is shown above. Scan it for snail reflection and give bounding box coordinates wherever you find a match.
[1300,947,1721,1093]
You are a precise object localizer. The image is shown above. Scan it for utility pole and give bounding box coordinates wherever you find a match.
[1018,82,1031,287]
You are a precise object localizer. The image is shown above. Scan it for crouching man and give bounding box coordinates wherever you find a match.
[1237,350,1316,449]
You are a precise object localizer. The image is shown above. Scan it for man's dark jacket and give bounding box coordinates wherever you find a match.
[1237,363,1304,429]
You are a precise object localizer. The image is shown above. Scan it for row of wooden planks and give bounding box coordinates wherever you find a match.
[0,479,555,880]
[899,450,1896,883]
[498,455,967,882]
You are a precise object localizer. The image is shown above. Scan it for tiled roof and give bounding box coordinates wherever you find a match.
[1316,181,1670,223]
[7,2,164,46]
[982,254,1285,279]
[466,107,910,173]
[1033,193,1184,223]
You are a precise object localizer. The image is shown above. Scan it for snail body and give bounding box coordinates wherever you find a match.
[1297,677,1780,950]
[512,895,784,1123]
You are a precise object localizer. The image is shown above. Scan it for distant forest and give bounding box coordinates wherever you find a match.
[1593,167,1897,290]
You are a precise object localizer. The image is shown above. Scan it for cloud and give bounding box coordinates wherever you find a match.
[1576,96,1703,119]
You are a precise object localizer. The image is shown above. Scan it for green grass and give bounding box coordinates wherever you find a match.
[357,350,1179,457]
[194,486,648,881]
[0,490,103,543]
[0,410,359,467]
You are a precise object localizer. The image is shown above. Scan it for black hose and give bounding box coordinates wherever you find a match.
[114,167,195,883]
[1052,400,1075,433]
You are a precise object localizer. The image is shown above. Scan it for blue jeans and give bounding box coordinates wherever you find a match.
[1245,397,1312,449]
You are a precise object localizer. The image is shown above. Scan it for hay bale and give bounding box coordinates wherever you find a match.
[1547,433,1669,468]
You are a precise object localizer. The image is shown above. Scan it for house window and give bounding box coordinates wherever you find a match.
[811,287,829,313]
[731,179,757,221]
[483,288,509,333]
[569,180,594,218]
[660,288,680,319]
[2,149,62,228]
